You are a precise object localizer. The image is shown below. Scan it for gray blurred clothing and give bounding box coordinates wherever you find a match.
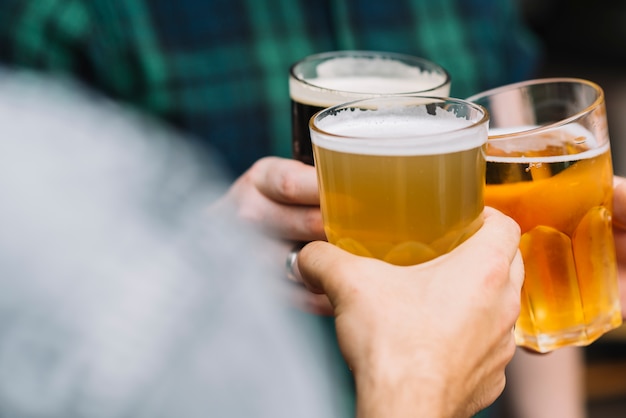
[0,70,340,418]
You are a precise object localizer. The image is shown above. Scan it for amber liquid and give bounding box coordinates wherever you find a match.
[314,145,485,266]
[485,137,622,352]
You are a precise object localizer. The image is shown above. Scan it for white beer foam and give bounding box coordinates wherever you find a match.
[313,76,443,93]
[487,124,608,163]
[316,56,425,78]
[290,72,450,107]
[311,105,486,156]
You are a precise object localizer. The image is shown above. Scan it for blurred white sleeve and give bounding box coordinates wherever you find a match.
[0,70,341,418]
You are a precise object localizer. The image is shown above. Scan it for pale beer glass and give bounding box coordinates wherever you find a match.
[290,50,451,165]
[309,95,489,266]
[467,78,623,353]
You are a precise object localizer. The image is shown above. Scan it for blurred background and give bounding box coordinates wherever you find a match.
[522,0,626,174]
[519,1,626,417]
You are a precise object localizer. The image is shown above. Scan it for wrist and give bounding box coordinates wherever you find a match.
[354,360,448,418]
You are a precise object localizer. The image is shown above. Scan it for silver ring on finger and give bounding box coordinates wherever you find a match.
[285,242,306,283]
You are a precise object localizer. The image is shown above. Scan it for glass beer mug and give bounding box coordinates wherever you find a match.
[468,78,623,353]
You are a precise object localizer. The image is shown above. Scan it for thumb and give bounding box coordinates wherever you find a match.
[449,207,523,291]
[297,240,375,300]
[455,207,520,260]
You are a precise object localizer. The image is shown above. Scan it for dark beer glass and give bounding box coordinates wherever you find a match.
[289,50,451,165]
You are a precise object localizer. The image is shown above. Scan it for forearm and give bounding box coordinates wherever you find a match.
[504,347,585,418]
[355,365,447,418]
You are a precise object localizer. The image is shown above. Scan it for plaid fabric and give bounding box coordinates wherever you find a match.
[0,0,539,176]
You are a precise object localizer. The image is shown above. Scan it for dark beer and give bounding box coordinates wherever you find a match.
[292,101,324,166]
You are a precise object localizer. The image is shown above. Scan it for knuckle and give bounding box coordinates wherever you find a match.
[503,334,517,363]
[250,157,300,202]
[481,251,511,288]
[274,170,299,201]
[301,207,324,236]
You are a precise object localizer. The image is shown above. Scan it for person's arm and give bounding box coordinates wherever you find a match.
[297,208,524,418]
[504,347,585,418]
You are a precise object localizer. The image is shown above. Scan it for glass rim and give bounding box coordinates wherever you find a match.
[289,50,452,97]
[309,94,490,141]
[466,77,605,140]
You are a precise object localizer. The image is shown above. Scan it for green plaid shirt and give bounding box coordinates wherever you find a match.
[0,0,539,177]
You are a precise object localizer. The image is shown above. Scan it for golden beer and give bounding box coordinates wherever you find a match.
[310,97,488,266]
[485,126,622,352]
[316,146,484,265]
[469,78,623,352]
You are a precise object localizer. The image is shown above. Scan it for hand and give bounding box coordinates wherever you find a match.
[211,156,333,315]
[297,208,524,418]
[214,157,324,240]
[612,176,626,318]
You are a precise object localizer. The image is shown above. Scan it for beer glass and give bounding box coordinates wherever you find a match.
[467,78,623,353]
[290,50,451,165]
[309,95,489,266]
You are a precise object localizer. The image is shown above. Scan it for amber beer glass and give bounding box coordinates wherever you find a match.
[290,50,451,165]
[467,78,623,353]
[309,95,489,266]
